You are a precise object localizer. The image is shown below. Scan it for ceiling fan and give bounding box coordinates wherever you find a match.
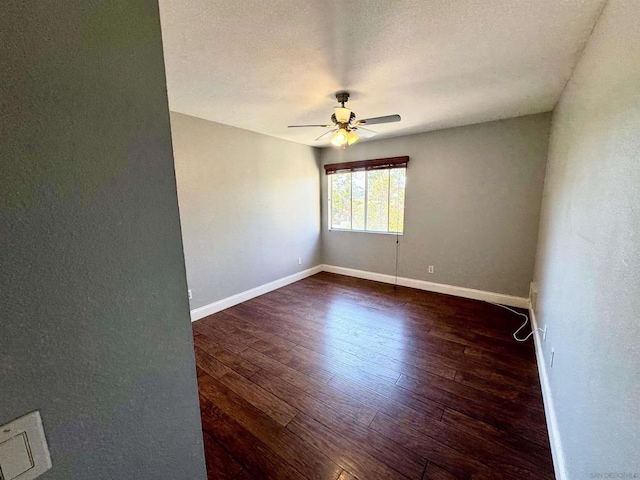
[288,92,401,147]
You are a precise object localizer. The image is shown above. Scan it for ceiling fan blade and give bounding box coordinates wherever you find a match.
[315,128,337,141]
[288,124,333,128]
[353,126,377,138]
[355,114,401,126]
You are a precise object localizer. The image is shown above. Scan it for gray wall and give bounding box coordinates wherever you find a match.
[320,113,551,297]
[170,112,322,310]
[0,2,206,479]
[533,0,640,477]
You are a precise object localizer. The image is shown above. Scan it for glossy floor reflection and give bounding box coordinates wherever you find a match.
[193,272,554,479]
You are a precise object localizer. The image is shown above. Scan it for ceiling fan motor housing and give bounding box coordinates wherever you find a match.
[330,111,356,125]
[334,107,352,124]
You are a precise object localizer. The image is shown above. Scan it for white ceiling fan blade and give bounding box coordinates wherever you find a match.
[355,114,401,126]
[353,126,377,138]
[315,128,337,141]
[288,124,333,128]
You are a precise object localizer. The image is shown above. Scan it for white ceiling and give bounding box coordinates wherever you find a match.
[159,0,606,147]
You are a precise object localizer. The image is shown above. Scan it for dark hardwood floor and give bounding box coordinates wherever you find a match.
[193,272,554,479]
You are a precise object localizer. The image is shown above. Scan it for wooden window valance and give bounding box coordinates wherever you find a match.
[324,156,410,175]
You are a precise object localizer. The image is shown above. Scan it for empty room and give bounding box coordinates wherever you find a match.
[2,1,638,480]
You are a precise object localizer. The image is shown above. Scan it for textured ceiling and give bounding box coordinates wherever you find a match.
[159,0,606,146]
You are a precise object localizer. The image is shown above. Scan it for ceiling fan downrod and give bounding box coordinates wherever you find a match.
[335,91,350,107]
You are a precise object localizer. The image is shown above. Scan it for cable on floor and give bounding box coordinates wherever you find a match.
[485,302,544,342]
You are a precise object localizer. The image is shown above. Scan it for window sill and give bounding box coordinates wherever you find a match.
[328,228,403,236]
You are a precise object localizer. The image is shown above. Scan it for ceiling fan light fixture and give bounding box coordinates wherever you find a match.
[331,128,349,147]
[347,130,359,145]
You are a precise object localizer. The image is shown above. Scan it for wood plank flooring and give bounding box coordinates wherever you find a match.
[193,272,554,479]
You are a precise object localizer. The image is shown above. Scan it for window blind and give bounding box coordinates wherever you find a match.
[324,156,410,175]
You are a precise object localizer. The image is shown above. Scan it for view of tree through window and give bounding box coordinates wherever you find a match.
[329,168,406,233]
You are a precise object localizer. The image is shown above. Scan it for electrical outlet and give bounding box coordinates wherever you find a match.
[298,257,302,265]
[188,289,192,300]
[428,265,434,274]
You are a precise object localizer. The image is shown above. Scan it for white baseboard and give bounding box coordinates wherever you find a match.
[191,263,528,317]
[530,307,568,480]
[322,264,530,308]
[189,265,322,322]
[190,263,528,322]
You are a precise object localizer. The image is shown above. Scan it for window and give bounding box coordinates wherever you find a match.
[326,156,408,234]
